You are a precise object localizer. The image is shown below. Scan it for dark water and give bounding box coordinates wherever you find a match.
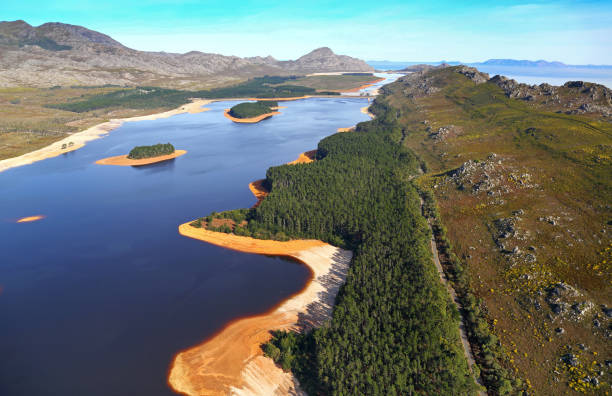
[0,98,369,396]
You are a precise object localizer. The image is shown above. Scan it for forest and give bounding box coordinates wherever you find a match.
[228,101,278,119]
[198,98,480,395]
[47,76,338,113]
[127,143,174,159]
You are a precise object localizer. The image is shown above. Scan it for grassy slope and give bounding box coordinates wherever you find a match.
[288,74,378,90]
[385,68,611,394]
[0,86,175,160]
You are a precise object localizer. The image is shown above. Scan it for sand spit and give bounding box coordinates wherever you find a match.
[223,109,281,124]
[336,77,385,93]
[95,150,187,166]
[16,215,45,223]
[287,150,316,165]
[0,100,210,173]
[248,179,269,208]
[169,224,352,396]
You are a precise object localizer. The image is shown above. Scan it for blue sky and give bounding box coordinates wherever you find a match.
[3,0,612,64]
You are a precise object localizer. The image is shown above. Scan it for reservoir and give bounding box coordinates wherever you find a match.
[0,98,370,395]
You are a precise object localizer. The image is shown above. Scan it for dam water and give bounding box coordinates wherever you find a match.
[0,98,370,395]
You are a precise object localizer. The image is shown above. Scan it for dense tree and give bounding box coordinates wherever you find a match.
[204,98,479,394]
[127,143,174,159]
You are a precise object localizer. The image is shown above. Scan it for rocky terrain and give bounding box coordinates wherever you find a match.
[384,66,611,394]
[396,64,612,119]
[0,20,373,88]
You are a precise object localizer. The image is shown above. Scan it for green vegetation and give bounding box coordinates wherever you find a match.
[201,98,479,395]
[387,66,612,394]
[127,143,174,159]
[47,76,341,113]
[228,101,277,119]
[286,74,379,91]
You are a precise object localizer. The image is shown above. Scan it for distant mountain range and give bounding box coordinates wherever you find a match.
[369,59,612,70]
[0,20,373,88]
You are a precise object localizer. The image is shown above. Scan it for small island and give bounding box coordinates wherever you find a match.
[224,101,280,123]
[96,143,186,166]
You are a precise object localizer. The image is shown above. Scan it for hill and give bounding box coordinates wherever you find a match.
[0,20,373,88]
[384,66,611,394]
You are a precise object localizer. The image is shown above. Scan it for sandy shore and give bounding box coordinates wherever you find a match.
[337,126,355,133]
[287,150,316,165]
[16,215,45,223]
[223,109,281,123]
[0,99,210,174]
[360,105,375,118]
[95,150,187,166]
[169,224,352,396]
[248,179,269,208]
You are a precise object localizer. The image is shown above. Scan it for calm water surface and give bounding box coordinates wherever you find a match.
[0,98,370,395]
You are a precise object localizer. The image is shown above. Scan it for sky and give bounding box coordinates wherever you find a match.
[3,0,612,64]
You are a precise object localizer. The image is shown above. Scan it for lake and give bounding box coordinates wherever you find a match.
[0,98,370,395]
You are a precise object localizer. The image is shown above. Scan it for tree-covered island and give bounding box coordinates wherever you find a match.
[127,143,175,159]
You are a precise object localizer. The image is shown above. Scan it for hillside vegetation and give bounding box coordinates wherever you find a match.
[385,67,611,394]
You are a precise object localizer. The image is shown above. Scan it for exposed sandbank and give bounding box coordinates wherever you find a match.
[169,224,352,396]
[16,215,45,223]
[0,99,210,174]
[361,105,375,118]
[287,150,316,165]
[248,179,269,208]
[223,109,281,123]
[95,150,187,166]
[337,126,355,133]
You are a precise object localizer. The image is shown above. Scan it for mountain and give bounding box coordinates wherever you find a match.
[479,59,567,68]
[0,20,373,88]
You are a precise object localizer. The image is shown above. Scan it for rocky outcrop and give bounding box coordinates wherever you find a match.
[489,75,612,117]
[456,66,489,84]
[0,21,372,87]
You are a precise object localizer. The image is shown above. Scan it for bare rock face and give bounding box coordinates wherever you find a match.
[456,66,489,84]
[489,74,612,117]
[0,21,373,87]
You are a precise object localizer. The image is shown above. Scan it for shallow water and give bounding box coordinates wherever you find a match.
[0,98,370,395]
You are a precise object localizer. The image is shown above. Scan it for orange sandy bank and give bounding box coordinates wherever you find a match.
[95,150,186,166]
[223,109,281,123]
[287,149,316,165]
[337,126,355,133]
[361,106,375,119]
[16,215,45,223]
[169,224,352,396]
[248,179,269,208]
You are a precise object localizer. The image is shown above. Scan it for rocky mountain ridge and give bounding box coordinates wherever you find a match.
[0,20,373,88]
[398,65,612,118]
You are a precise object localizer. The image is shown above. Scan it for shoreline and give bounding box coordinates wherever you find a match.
[335,77,385,93]
[169,224,351,396]
[0,99,210,174]
[95,150,187,166]
[223,109,281,123]
[0,95,369,174]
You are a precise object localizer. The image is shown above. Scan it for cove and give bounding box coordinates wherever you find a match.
[0,98,370,396]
